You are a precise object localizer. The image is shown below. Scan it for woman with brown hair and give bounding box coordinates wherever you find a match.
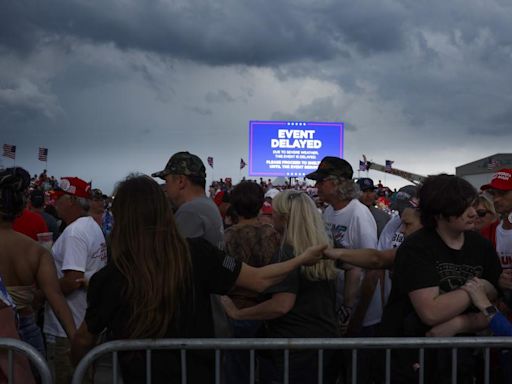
[71,174,325,383]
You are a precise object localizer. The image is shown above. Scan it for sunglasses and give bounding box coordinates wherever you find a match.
[476,210,490,218]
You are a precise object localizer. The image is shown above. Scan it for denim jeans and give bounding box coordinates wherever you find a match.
[18,314,45,356]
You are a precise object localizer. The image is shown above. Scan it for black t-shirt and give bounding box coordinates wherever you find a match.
[265,244,338,339]
[377,229,502,383]
[85,237,242,384]
[380,228,502,337]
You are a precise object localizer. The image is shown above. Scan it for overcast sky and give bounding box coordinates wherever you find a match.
[2,0,512,194]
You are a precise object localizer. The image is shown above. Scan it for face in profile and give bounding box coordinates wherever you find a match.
[489,189,512,216]
[400,208,422,237]
[443,205,477,233]
[474,202,497,232]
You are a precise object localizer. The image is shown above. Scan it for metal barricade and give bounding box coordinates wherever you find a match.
[71,337,512,384]
[0,338,52,384]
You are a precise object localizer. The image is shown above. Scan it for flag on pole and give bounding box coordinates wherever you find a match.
[240,158,247,170]
[2,144,16,159]
[207,156,214,168]
[38,147,48,162]
[359,160,367,171]
[385,160,394,171]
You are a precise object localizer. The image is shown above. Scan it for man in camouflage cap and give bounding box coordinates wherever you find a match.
[151,151,207,181]
[152,151,222,246]
[152,151,230,337]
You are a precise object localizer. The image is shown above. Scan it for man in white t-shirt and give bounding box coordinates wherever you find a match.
[306,157,379,332]
[481,169,512,307]
[307,157,379,383]
[44,177,107,384]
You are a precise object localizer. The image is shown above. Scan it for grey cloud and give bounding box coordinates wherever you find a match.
[271,96,352,126]
[0,79,62,121]
[186,106,213,116]
[2,0,407,66]
[205,90,236,103]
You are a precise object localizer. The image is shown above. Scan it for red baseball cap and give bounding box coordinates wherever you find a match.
[260,201,273,215]
[53,177,92,199]
[481,169,512,191]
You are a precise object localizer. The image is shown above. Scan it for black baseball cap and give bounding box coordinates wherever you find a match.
[356,178,376,192]
[30,189,45,208]
[305,156,353,181]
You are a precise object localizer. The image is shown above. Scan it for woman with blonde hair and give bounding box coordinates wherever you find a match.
[222,190,338,384]
[474,193,499,233]
[71,175,325,384]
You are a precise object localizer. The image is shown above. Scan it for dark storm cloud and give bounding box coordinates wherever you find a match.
[2,0,406,65]
[272,96,357,130]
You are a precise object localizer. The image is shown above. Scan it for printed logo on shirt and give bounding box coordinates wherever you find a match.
[92,242,108,261]
[327,223,347,248]
[436,262,483,292]
[391,232,404,248]
[500,255,512,269]
[222,256,237,272]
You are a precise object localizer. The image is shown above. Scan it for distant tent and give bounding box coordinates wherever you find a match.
[272,176,288,186]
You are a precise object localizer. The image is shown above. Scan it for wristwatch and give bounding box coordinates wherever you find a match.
[482,305,498,319]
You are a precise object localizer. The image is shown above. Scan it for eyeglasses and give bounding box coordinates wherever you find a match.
[476,210,490,218]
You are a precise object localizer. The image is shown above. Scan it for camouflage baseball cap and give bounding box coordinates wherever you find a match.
[151,151,207,180]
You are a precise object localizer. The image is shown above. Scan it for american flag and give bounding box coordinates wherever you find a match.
[207,156,214,168]
[240,158,247,170]
[38,147,48,162]
[2,144,16,159]
[359,160,367,171]
[385,160,394,171]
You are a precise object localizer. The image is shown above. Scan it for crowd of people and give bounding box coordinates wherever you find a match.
[0,151,511,384]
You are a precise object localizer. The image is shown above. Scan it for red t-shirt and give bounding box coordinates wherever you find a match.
[13,209,49,241]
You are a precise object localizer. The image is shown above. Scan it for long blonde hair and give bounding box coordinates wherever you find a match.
[111,174,192,338]
[272,190,336,281]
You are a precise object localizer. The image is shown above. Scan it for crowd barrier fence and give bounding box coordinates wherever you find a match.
[0,338,52,384]
[71,337,512,384]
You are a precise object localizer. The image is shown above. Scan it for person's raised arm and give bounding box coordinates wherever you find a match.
[324,248,396,269]
[234,244,326,293]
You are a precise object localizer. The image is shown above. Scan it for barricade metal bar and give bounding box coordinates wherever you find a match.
[215,349,220,384]
[351,349,357,384]
[484,347,490,384]
[180,349,186,384]
[385,349,390,384]
[419,348,424,384]
[284,349,289,384]
[451,348,457,384]
[146,349,152,384]
[317,349,323,384]
[113,351,119,384]
[249,349,255,384]
[70,337,512,384]
[0,338,52,384]
[8,349,13,384]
